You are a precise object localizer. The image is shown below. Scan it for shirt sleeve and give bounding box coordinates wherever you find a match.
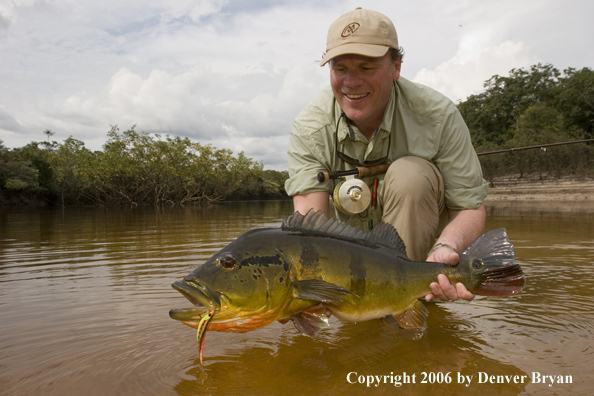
[284,123,333,196]
[434,103,489,210]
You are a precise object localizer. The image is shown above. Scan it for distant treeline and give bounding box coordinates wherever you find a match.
[1,63,593,206]
[0,126,288,206]
[458,64,594,184]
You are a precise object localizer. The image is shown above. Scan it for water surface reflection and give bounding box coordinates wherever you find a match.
[0,200,592,395]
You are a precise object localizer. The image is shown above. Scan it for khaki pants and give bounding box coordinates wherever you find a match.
[380,156,449,261]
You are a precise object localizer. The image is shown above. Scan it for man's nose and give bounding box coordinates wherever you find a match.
[343,70,363,87]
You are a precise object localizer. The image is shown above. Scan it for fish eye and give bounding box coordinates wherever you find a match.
[220,256,236,269]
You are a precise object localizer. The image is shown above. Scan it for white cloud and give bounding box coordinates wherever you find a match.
[158,0,228,23]
[413,40,540,103]
[0,0,40,30]
[44,60,327,169]
[1,0,593,169]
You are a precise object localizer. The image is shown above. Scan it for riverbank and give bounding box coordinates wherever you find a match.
[484,175,594,201]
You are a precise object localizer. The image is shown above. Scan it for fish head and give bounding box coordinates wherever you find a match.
[169,228,294,332]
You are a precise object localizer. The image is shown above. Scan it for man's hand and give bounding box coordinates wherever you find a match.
[422,205,486,302]
[424,246,475,302]
[426,274,475,302]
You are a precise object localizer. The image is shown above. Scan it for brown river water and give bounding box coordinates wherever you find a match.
[1,200,593,395]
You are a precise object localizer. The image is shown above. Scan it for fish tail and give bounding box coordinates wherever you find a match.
[459,228,525,297]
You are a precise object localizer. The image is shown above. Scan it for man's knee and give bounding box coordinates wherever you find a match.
[383,156,441,200]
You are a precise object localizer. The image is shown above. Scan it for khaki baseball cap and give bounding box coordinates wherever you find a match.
[320,8,398,66]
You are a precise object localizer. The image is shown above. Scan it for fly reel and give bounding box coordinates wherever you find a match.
[317,164,387,216]
[332,178,371,215]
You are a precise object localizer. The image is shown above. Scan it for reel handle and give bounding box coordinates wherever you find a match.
[317,169,358,183]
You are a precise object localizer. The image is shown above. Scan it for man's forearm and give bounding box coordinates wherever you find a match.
[293,191,330,216]
[439,204,487,252]
[428,204,487,265]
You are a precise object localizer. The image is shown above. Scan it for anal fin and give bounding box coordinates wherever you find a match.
[393,299,429,330]
[290,304,331,338]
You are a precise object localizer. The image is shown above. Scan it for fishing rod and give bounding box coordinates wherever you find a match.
[318,139,594,181]
[316,138,592,218]
[477,139,594,156]
[317,163,390,182]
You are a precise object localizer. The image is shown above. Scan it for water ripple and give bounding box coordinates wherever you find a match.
[1,203,593,396]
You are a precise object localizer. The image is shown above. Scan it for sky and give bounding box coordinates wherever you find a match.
[1,0,593,170]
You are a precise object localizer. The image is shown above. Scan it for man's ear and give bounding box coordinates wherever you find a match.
[393,58,402,82]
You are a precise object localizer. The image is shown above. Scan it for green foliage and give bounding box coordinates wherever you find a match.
[507,104,579,178]
[75,126,264,205]
[459,63,562,147]
[1,162,39,190]
[458,63,594,182]
[553,67,594,138]
[227,169,289,200]
[1,127,275,206]
[1,140,40,191]
[10,141,58,195]
[48,136,95,204]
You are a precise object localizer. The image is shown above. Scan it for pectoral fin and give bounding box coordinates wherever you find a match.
[290,304,331,338]
[393,300,429,329]
[292,279,357,305]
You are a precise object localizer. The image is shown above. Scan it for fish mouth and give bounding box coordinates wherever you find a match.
[169,280,221,323]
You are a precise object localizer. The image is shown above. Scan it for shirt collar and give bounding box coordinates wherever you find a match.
[334,82,397,144]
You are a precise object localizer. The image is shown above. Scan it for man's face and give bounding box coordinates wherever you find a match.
[329,53,401,136]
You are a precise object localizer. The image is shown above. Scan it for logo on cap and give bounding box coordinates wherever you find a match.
[341,22,360,37]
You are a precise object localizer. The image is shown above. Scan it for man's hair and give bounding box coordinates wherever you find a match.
[389,47,405,62]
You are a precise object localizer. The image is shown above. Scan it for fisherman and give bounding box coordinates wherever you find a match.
[285,8,489,302]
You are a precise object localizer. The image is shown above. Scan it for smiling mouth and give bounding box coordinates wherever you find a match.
[344,93,368,100]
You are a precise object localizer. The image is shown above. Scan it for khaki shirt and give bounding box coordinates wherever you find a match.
[285,77,488,227]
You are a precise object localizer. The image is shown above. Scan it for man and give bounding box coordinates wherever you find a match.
[285,8,489,302]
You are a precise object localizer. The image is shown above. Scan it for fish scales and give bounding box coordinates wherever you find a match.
[283,232,451,322]
[297,241,321,279]
[170,210,525,341]
[348,248,366,300]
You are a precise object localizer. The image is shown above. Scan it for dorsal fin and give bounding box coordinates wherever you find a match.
[282,210,408,256]
[364,222,408,255]
[282,210,365,240]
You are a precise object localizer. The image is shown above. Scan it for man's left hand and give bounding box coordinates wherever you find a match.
[425,247,475,302]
